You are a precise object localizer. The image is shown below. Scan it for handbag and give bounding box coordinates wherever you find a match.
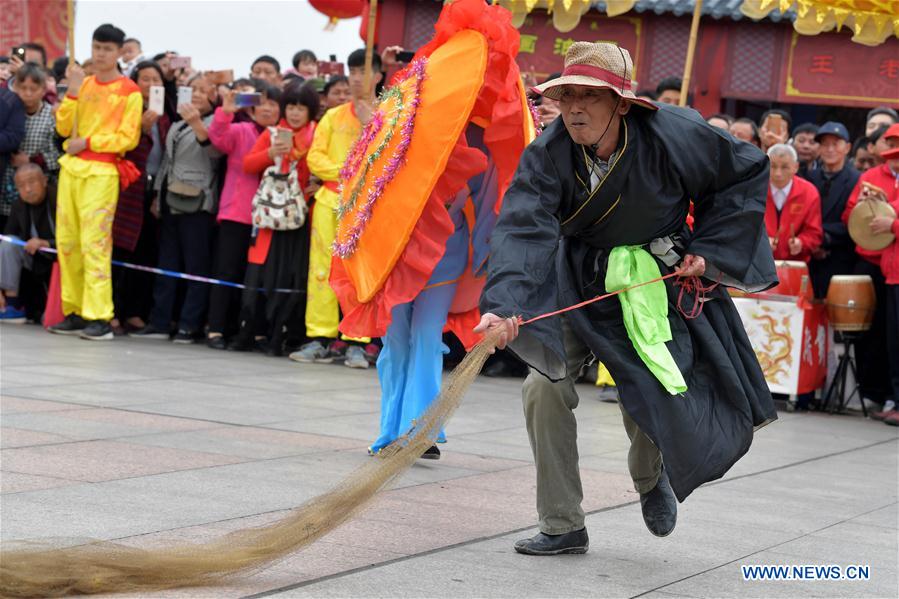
[164,123,206,214]
[166,179,205,214]
[251,163,307,231]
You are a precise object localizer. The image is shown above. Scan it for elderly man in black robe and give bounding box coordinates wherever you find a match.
[475,42,778,555]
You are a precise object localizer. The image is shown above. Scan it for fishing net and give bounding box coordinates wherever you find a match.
[0,329,503,598]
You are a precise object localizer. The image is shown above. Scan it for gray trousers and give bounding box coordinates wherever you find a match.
[0,238,32,293]
[521,316,662,534]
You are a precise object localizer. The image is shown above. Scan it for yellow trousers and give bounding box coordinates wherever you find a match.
[56,169,118,321]
[306,203,368,342]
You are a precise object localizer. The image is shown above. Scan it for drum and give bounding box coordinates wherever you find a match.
[825,275,876,331]
[769,260,810,297]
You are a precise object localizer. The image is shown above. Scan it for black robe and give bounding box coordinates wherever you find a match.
[481,105,779,502]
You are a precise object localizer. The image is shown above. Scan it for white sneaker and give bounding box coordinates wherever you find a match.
[344,345,369,369]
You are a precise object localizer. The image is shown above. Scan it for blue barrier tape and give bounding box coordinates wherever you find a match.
[0,234,305,294]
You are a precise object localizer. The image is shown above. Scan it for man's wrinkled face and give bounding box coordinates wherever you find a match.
[14,169,47,206]
[792,132,819,163]
[769,153,798,189]
[251,61,280,85]
[558,85,629,147]
[817,134,848,169]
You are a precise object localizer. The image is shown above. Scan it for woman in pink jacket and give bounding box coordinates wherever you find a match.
[206,81,281,349]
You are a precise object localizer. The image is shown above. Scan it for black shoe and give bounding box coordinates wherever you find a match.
[130,324,170,340]
[172,330,199,344]
[206,335,227,350]
[514,528,589,555]
[640,466,677,537]
[227,336,254,352]
[420,445,441,460]
[48,314,87,336]
[79,320,114,341]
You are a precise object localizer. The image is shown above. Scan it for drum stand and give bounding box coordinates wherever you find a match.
[820,330,868,416]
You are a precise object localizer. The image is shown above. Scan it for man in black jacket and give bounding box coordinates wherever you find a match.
[0,164,56,322]
[807,122,860,298]
[476,42,777,554]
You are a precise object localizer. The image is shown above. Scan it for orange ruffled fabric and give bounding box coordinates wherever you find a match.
[331,136,487,343]
[332,0,532,349]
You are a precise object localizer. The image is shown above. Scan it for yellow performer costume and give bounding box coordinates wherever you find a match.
[305,102,368,341]
[55,76,142,321]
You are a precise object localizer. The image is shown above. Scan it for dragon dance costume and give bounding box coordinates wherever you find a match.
[330,0,536,453]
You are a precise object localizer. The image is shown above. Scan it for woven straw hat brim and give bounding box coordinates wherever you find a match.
[534,76,658,111]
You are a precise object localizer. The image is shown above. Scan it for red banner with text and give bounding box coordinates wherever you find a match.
[779,30,899,108]
[514,10,643,82]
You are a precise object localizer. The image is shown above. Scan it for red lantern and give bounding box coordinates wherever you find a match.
[310,0,365,29]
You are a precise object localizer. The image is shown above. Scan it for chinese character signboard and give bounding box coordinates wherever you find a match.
[515,10,642,79]
[781,30,899,108]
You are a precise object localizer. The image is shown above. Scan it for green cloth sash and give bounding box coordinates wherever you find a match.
[605,246,687,395]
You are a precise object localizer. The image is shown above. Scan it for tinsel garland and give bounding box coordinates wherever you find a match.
[337,86,405,220]
[333,57,428,259]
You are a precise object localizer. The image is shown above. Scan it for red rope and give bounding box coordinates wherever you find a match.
[519,271,721,326]
[521,272,680,326]
[674,273,721,320]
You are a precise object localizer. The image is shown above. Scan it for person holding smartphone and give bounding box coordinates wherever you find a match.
[131,73,222,344]
[233,81,320,355]
[205,81,281,349]
[107,61,172,335]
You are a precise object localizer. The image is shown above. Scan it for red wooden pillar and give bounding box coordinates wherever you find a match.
[690,19,729,117]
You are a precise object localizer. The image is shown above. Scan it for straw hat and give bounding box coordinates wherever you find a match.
[534,42,657,111]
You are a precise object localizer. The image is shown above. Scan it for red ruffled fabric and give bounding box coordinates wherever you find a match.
[332,0,531,349]
[413,0,527,209]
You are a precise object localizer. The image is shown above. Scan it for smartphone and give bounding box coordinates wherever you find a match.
[274,128,293,145]
[765,114,787,137]
[149,85,165,114]
[170,56,192,70]
[317,61,345,77]
[177,86,193,107]
[235,92,262,108]
[207,69,234,85]
[396,50,415,63]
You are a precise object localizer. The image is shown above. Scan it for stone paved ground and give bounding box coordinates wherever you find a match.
[1,324,897,598]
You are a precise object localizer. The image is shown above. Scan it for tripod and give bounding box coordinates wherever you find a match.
[819,330,868,416]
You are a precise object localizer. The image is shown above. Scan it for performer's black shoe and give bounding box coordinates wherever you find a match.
[420,445,441,460]
[640,466,677,537]
[513,529,589,555]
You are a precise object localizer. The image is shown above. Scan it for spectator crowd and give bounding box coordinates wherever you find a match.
[1,27,897,426]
